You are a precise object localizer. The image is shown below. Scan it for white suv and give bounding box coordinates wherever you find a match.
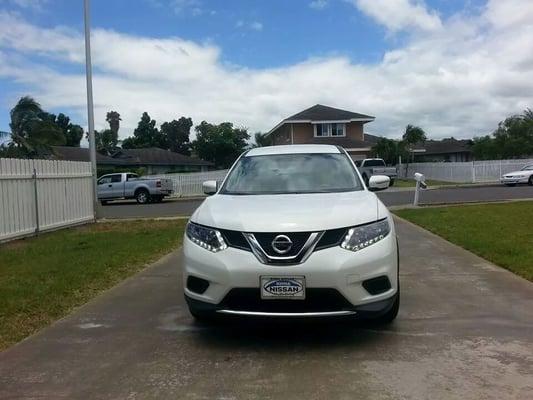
[183,144,399,323]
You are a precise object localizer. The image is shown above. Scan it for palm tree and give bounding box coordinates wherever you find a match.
[252,132,271,147]
[9,96,43,147]
[523,108,533,122]
[106,111,121,136]
[9,96,66,156]
[402,124,427,163]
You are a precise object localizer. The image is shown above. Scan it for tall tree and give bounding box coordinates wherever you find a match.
[371,138,407,165]
[8,96,66,156]
[252,132,271,147]
[94,129,118,154]
[9,96,43,148]
[523,108,533,122]
[160,117,192,154]
[402,124,427,146]
[106,111,121,137]
[44,112,84,147]
[402,124,427,162]
[192,121,250,168]
[122,112,165,149]
[472,108,533,160]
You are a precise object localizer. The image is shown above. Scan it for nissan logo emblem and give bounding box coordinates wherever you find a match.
[271,234,293,254]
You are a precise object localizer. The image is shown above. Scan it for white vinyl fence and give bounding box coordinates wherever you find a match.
[146,169,229,197]
[0,158,94,242]
[398,159,533,183]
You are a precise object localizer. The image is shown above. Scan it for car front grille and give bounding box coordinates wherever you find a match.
[220,227,348,256]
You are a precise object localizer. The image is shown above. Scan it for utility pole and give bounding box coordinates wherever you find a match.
[84,0,98,219]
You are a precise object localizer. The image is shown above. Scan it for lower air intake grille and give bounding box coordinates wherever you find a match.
[362,276,391,295]
[220,288,353,313]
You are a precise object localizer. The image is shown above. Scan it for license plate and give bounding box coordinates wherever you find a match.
[260,276,305,300]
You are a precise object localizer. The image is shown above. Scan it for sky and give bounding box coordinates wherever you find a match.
[0,0,532,144]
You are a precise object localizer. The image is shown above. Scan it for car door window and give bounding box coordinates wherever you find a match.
[98,176,112,185]
[110,175,122,183]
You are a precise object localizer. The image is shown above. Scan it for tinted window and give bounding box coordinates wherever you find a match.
[221,153,362,195]
[363,159,386,167]
[110,175,122,183]
[522,165,533,171]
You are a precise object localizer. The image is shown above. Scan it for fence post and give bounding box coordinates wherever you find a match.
[472,161,476,183]
[33,168,40,235]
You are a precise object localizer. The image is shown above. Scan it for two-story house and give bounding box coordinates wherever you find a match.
[266,104,377,160]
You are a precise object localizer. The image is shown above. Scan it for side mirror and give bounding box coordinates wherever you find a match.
[368,175,390,191]
[202,180,218,195]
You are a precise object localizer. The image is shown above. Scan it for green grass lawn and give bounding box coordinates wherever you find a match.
[394,179,456,188]
[0,219,186,351]
[395,201,533,281]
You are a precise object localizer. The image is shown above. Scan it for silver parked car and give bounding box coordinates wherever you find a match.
[500,164,533,186]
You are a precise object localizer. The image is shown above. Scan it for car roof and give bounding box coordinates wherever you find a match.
[246,144,341,157]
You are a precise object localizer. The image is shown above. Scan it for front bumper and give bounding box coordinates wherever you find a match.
[500,177,528,184]
[182,227,399,317]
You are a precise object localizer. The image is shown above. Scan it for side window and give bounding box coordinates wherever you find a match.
[110,175,122,183]
[127,174,138,181]
[98,176,112,185]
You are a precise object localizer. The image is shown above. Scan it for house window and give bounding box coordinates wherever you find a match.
[331,123,345,136]
[314,123,346,137]
[315,123,329,137]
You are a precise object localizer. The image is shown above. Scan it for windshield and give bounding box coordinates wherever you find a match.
[521,165,533,171]
[220,153,363,195]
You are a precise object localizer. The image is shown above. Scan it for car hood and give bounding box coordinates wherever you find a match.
[191,191,382,232]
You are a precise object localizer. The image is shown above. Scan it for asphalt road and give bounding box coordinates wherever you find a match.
[98,185,533,219]
[1,218,532,399]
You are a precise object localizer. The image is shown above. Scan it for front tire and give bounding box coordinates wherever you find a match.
[135,189,150,204]
[100,200,108,206]
[529,176,533,186]
[389,179,395,187]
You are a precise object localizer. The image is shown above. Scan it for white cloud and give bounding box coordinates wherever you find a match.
[309,0,328,10]
[348,0,442,32]
[170,0,203,16]
[0,1,533,141]
[2,0,48,11]
[249,21,263,31]
[236,20,263,32]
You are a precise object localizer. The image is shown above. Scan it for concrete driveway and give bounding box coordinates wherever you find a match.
[1,218,532,399]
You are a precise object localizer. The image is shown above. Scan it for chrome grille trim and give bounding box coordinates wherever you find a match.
[243,231,324,265]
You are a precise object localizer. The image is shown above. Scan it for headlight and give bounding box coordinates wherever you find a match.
[186,222,227,252]
[341,219,390,252]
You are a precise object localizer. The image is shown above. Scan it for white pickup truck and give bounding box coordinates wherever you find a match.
[356,158,398,187]
[97,172,173,205]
